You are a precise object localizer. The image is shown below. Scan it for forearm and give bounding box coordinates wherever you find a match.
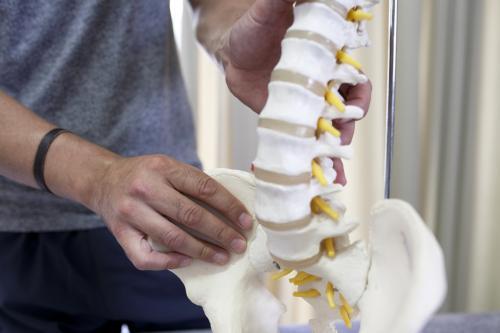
[0,91,119,209]
[189,0,254,64]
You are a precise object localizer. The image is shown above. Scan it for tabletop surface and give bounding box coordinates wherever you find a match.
[162,313,500,333]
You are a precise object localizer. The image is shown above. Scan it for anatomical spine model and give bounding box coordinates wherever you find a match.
[254,0,378,329]
[151,0,447,332]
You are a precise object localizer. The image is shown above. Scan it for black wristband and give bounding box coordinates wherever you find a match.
[33,128,70,194]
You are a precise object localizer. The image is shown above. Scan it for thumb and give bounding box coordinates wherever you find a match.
[228,0,294,69]
[248,0,294,28]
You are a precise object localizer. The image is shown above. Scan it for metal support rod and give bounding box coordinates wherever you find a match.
[384,0,398,199]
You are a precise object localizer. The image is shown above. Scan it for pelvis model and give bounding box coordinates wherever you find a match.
[151,1,447,332]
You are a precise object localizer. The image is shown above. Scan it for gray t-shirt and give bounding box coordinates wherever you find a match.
[0,1,201,231]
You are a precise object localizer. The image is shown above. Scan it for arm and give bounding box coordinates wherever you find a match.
[0,91,251,269]
[0,91,116,204]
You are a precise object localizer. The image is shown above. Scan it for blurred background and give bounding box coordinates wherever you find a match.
[170,0,499,324]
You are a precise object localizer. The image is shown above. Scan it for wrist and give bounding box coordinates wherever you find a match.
[43,132,121,211]
[76,148,121,213]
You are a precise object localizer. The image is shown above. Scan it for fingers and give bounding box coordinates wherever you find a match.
[331,80,371,185]
[116,201,230,265]
[333,120,355,145]
[330,121,352,185]
[332,158,346,186]
[166,164,253,231]
[333,80,369,147]
[115,227,192,271]
[145,186,248,255]
[339,80,372,118]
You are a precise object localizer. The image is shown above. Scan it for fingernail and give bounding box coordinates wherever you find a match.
[179,258,192,268]
[213,252,229,265]
[231,238,247,253]
[238,213,253,230]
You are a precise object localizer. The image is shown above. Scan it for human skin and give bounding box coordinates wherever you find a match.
[0,0,371,271]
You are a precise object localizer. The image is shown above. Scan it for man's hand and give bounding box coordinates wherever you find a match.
[89,155,253,271]
[0,91,253,272]
[332,81,372,185]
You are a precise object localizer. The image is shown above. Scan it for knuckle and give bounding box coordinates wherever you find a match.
[215,225,229,243]
[161,230,186,250]
[131,256,150,271]
[198,246,214,260]
[166,165,188,186]
[180,205,203,228]
[173,197,183,215]
[197,177,218,197]
[145,155,169,171]
[163,258,179,270]
[129,178,150,198]
[116,199,136,219]
[226,200,244,220]
[110,222,126,239]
